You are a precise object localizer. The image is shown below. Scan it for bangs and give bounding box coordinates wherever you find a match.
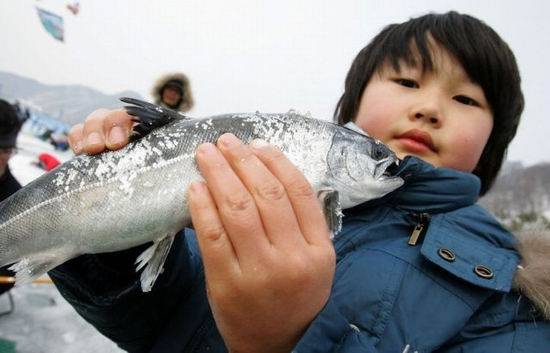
[376,13,517,115]
[382,29,437,75]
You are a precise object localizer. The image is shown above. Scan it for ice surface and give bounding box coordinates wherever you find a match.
[0,285,123,353]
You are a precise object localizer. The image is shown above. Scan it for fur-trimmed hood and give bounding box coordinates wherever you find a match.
[151,72,194,112]
[513,223,550,319]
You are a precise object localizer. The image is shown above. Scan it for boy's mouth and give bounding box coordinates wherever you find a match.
[396,129,437,154]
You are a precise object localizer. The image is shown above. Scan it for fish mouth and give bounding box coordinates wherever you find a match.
[380,158,401,177]
[396,129,437,153]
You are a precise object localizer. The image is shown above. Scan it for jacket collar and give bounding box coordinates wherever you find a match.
[346,157,550,319]
[347,156,480,216]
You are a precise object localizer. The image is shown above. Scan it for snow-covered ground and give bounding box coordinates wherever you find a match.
[0,285,123,353]
[0,132,123,353]
[9,132,73,185]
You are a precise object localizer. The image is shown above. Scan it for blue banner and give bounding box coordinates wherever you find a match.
[36,7,64,42]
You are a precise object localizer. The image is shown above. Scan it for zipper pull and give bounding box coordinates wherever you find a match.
[408,213,429,246]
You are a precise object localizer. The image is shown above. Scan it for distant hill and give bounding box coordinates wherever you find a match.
[0,71,142,126]
[480,161,550,228]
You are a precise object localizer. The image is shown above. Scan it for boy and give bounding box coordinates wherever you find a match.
[52,11,550,352]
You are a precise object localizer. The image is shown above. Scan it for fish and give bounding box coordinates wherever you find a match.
[0,98,404,292]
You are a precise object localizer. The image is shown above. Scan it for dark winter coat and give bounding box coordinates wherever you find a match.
[0,167,21,202]
[49,157,550,352]
[0,166,20,294]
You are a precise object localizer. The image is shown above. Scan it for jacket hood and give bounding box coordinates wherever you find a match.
[151,73,194,112]
[513,222,550,319]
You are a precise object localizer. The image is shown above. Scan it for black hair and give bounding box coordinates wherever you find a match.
[163,79,184,95]
[0,99,21,148]
[334,11,524,196]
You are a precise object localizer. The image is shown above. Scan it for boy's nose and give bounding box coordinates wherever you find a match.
[410,100,443,128]
[414,112,440,125]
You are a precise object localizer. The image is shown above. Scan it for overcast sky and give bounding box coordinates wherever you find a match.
[0,0,548,165]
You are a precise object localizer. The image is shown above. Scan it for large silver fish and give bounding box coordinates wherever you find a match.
[0,98,403,291]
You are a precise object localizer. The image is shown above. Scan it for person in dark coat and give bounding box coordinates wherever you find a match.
[0,99,23,296]
[151,72,194,112]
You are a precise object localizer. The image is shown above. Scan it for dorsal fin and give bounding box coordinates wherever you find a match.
[120,97,191,140]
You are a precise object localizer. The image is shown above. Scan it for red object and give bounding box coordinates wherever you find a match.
[38,153,61,172]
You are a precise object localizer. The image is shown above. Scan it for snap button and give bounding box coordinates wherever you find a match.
[474,265,494,279]
[438,248,456,262]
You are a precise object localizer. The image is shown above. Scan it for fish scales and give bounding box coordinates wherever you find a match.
[0,107,403,291]
[0,113,333,263]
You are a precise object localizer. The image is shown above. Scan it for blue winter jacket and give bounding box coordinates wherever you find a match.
[49,157,550,352]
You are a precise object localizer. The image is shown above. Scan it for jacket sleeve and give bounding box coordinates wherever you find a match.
[49,229,203,353]
[292,245,550,353]
[291,242,510,353]
[432,294,550,353]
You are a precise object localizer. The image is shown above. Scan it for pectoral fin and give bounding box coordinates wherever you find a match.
[318,189,343,239]
[135,235,175,292]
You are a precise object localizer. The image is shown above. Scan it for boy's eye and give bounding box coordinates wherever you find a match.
[393,78,419,88]
[454,95,480,107]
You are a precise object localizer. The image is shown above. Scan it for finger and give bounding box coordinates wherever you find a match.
[217,133,305,249]
[103,109,134,150]
[82,109,110,155]
[251,140,330,246]
[188,181,240,279]
[195,142,270,261]
[68,123,84,155]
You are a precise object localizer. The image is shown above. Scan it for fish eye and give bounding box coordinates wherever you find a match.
[370,142,389,161]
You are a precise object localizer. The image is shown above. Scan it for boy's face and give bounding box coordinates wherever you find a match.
[354,47,493,173]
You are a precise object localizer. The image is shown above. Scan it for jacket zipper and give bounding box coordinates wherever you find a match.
[408,213,430,246]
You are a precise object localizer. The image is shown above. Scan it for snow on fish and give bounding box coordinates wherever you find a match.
[0,98,404,291]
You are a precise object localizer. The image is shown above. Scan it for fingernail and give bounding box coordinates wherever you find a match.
[217,133,240,148]
[196,143,216,155]
[86,132,103,146]
[109,127,126,145]
[189,181,205,193]
[74,141,83,154]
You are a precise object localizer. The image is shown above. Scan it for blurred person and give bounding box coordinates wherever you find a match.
[0,99,22,296]
[48,131,69,151]
[152,73,194,112]
[0,99,22,202]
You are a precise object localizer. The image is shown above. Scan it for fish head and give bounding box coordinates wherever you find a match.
[327,128,404,208]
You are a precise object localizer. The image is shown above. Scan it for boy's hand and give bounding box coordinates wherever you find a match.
[69,110,336,352]
[189,133,336,353]
[67,109,134,155]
